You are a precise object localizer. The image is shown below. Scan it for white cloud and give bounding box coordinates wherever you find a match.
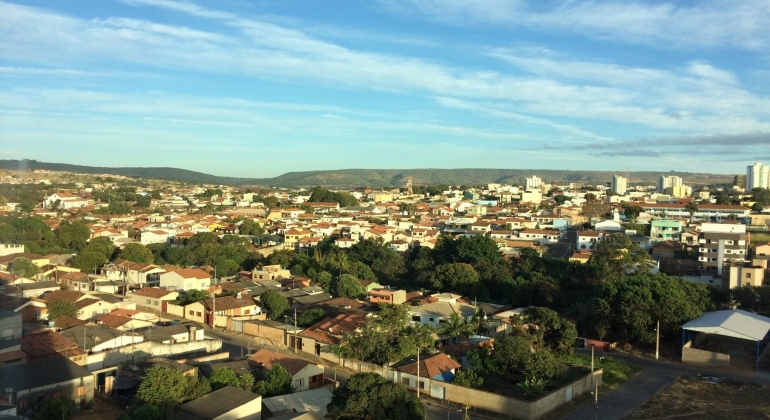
[380,0,770,50]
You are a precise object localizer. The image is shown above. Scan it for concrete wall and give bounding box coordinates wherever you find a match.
[13,376,95,415]
[85,339,223,371]
[166,302,185,318]
[239,321,286,348]
[682,340,730,366]
[319,350,602,420]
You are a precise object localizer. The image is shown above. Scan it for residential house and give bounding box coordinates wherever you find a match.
[249,349,325,393]
[394,353,462,393]
[0,357,94,414]
[43,192,89,209]
[159,268,212,291]
[9,281,59,298]
[184,294,259,327]
[140,230,175,245]
[143,323,204,344]
[59,324,143,354]
[368,289,406,305]
[19,330,86,364]
[576,230,607,250]
[130,287,179,313]
[724,260,767,289]
[408,293,477,329]
[284,229,312,249]
[0,310,22,341]
[516,229,561,244]
[178,386,262,420]
[252,265,291,281]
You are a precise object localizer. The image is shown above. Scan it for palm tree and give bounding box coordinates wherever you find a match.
[685,202,698,222]
[437,312,472,340]
[329,250,350,276]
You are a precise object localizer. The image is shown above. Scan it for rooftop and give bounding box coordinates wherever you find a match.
[179,386,261,420]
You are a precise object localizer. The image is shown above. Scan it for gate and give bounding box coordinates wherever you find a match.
[231,320,243,333]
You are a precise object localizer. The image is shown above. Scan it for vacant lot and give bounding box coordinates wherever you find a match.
[561,354,642,389]
[625,375,770,420]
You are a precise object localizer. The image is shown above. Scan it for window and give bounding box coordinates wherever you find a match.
[295,378,304,387]
[146,299,152,304]
[76,386,85,397]
[429,318,434,322]
[311,375,318,384]
[189,310,194,316]
[153,300,159,305]
[402,378,410,385]
[196,312,202,317]
[746,273,751,278]
[412,316,421,322]
[419,381,425,389]
[244,309,250,314]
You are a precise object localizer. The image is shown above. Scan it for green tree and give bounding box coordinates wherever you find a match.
[121,404,162,420]
[452,369,484,388]
[715,192,731,205]
[210,368,240,390]
[137,366,194,408]
[72,251,108,273]
[326,373,424,420]
[174,289,210,305]
[254,363,294,397]
[622,203,644,222]
[312,270,333,291]
[752,202,765,213]
[349,261,377,282]
[238,373,255,392]
[523,307,578,356]
[11,256,40,278]
[340,304,434,365]
[47,300,79,320]
[329,250,351,276]
[588,233,652,284]
[259,289,289,320]
[751,188,770,206]
[431,263,487,299]
[30,395,74,420]
[298,307,327,327]
[55,220,91,252]
[81,237,118,261]
[437,312,472,339]
[330,274,366,299]
[685,201,699,221]
[120,243,154,263]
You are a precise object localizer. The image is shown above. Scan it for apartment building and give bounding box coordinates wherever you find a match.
[650,220,682,243]
[697,223,748,276]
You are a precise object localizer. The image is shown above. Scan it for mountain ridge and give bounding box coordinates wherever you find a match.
[0,159,734,188]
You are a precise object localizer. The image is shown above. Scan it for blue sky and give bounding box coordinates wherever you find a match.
[1,0,769,177]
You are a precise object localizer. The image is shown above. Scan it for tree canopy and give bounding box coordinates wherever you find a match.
[253,363,294,397]
[330,274,366,299]
[11,256,40,278]
[259,289,289,320]
[120,243,154,263]
[326,373,424,420]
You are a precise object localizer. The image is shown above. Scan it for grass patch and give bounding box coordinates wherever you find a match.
[561,354,642,389]
[749,232,770,244]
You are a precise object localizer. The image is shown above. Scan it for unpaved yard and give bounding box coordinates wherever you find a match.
[625,375,770,420]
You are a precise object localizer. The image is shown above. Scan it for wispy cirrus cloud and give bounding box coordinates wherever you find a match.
[580,132,770,158]
[377,0,770,50]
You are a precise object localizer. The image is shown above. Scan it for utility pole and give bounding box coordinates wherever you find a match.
[655,319,660,360]
[416,347,420,401]
[211,267,217,329]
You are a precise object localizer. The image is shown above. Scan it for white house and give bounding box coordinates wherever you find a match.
[44,192,89,209]
[140,230,175,245]
[408,293,477,329]
[159,268,212,291]
[576,230,607,250]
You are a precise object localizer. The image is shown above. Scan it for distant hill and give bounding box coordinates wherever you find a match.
[0,160,733,188]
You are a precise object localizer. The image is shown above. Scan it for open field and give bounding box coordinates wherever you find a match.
[562,354,643,389]
[625,375,770,420]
